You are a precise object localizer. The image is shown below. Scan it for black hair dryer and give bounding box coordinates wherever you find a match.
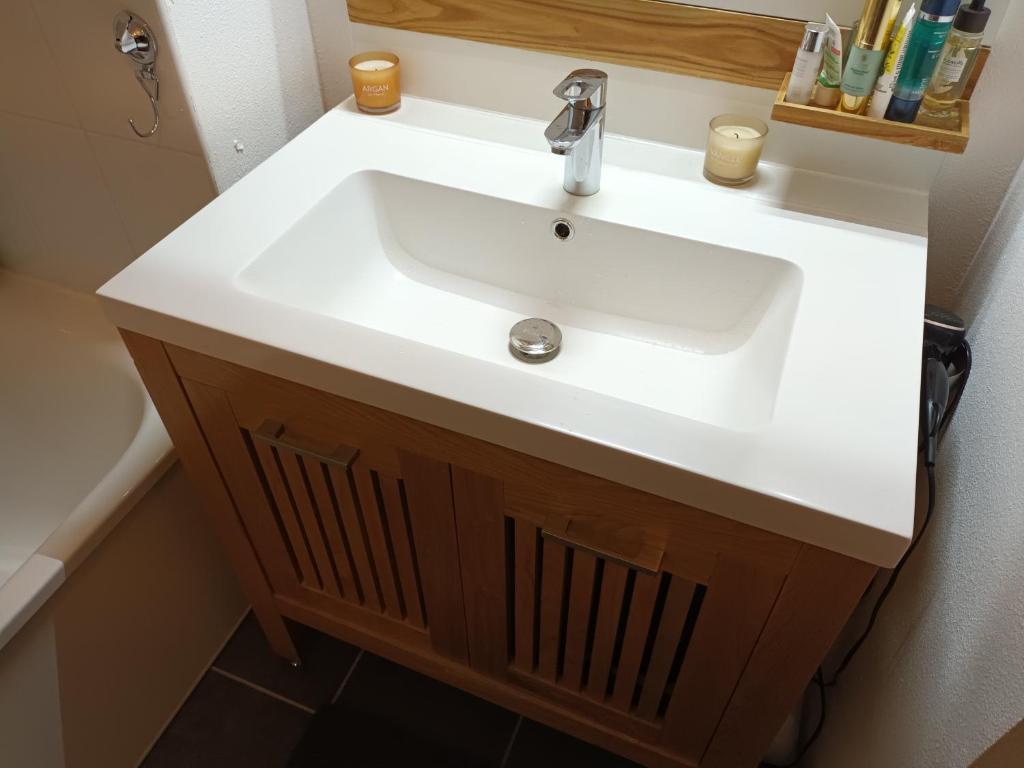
[922,305,972,466]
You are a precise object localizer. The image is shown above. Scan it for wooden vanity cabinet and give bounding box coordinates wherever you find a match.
[123,332,876,768]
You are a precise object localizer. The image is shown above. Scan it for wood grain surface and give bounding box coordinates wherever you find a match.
[348,0,808,89]
[772,74,970,153]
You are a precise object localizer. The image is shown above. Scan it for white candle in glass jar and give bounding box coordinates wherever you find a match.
[703,116,768,186]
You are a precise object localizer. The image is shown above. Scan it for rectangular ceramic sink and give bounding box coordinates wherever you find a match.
[99,96,928,566]
[239,171,802,430]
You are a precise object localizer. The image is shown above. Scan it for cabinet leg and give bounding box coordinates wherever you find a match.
[252,605,300,665]
[118,332,301,664]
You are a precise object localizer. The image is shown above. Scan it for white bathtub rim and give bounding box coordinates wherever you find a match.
[0,402,173,656]
[0,555,65,652]
[37,401,174,574]
[1,269,176,655]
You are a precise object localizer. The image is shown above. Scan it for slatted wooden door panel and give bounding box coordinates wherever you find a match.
[452,468,791,765]
[185,379,455,658]
[508,516,707,720]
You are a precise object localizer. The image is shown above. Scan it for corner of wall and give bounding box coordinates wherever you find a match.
[305,0,357,111]
[157,0,327,192]
[926,0,1024,307]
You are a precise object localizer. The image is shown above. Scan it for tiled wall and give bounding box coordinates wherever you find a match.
[0,0,215,292]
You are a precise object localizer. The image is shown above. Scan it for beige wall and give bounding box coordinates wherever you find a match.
[0,0,215,291]
[0,615,65,768]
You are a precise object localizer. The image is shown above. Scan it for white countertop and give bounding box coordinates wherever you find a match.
[99,96,927,567]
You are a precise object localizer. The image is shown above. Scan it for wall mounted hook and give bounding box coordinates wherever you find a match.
[130,66,160,138]
[113,11,160,139]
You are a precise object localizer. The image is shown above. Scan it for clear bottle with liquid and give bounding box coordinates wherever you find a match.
[919,0,990,125]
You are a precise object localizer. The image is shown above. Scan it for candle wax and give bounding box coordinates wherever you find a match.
[712,125,764,140]
[354,59,395,72]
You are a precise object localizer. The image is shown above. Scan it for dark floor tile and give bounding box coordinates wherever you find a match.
[289,702,492,767]
[142,671,310,768]
[213,612,360,709]
[330,653,519,766]
[504,720,643,768]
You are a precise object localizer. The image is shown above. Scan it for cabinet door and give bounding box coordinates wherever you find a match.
[183,378,469,664]
[451,466,792,764]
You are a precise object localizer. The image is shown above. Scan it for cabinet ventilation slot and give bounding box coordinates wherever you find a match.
[245,428,427,629]
[507,516,705,722]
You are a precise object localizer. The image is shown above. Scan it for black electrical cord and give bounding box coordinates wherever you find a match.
[760,463,937,768]
[823,463,936,687]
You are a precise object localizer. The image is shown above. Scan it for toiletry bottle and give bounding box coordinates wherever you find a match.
[840,0,904,114]
[812,15,844,108]
[867,4,917,119]
[786,22,828,105]
[885,0,962,123]
[918,0,990,125]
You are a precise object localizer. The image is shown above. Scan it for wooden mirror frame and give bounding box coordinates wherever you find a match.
[347,0,812,89]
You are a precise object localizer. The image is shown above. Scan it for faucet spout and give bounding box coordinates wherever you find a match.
[544,104,604,153]
[545,69,607,196]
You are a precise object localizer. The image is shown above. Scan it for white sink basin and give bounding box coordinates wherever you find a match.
[239,170,802,430]
[99,96,928,566]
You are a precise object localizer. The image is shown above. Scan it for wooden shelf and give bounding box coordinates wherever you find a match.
[771,74,969,154]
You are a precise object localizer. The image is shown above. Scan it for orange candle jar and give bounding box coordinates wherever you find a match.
[349,51,401,114]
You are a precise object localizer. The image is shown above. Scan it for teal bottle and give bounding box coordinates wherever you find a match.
[886,0,962,122]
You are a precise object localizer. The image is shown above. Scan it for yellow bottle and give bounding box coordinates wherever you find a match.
[839,0,904,114]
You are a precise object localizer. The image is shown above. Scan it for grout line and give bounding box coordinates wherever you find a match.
[134,606,250,767]
[331,649,365,705]
[499,716,524,768]
[210,666,316,715]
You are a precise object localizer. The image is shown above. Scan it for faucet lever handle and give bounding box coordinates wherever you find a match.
[553,69,608,108]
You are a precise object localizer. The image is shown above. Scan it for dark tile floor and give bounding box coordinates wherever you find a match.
[142,612,641,767]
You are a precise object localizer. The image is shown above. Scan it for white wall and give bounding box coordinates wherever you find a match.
[157,0,328,191]
[807,158,1024,768]
[306,0,357,109]
[927,0,1024,306]
[0,0,215,291]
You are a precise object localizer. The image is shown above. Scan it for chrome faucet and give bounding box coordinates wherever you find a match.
[545,69,607,196]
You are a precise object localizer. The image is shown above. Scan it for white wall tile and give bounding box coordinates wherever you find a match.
[31,0,204,156]
[87,132,214,255]
[0,112,134,291]
[0,0,79,126]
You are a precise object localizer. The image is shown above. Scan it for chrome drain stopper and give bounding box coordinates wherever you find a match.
[509,318,562,363]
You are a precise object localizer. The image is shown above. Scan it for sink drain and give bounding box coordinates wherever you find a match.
[551,218,575,241]
[509,318,562,363]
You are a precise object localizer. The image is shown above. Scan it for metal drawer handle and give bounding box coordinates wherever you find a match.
[541,517,665,575]
[254,420,359,469]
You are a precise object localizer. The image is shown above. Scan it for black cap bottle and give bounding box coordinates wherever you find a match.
[919,0,991,124]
